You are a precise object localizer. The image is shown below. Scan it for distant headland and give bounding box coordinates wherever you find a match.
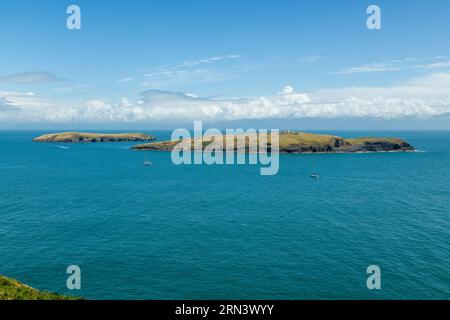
[33,132,155,143]
[132,132,414,153]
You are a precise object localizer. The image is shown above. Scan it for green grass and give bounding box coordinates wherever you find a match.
[132,131,412,153]
[347,137,405,145]
[0,275,82,300]
[276,132,347,148]
[34,132,154,142]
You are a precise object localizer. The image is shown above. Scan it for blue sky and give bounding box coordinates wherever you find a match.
[1,0,450,129]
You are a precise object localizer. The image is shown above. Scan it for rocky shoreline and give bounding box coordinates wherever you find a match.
[33,132,155,143]
[33,131,414,153]
[132,132,415,154]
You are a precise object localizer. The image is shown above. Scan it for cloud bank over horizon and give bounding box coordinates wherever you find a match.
[1,72,450,125]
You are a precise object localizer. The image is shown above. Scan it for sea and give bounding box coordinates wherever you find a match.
[0,130,449,300]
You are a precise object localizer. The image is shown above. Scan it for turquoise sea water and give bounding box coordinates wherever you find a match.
[0,130,449,300]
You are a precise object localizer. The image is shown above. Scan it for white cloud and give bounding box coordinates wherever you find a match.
[140,67,242,88]
[118,77,136,83]
[181,54,241,67]
[2,72,450,123]
[334,57,450,74]
[52,84,94,93]
[0,72,65,84]
[333,62,403,74]
[417,60,450,70]
[0,91,78,122]
[279,85,294,95]
[301,55,320,64]
[0,97,19,111]
[118,54,243,87]
[118,97,132,107]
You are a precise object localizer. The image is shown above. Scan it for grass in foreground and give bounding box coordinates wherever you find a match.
[0,275,82,300]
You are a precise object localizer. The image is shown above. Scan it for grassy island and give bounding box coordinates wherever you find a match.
[132,131,414,153]
[33,132,155,143]
[0,275,81,300]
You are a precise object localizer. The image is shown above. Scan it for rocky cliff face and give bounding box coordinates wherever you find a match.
[280,137,352,153]
[131,132,415,154]
[342,138,414,153]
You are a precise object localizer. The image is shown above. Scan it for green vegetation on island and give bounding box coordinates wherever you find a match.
[132,131,414,153]
[0,275,82,300]
[33,132,155,143]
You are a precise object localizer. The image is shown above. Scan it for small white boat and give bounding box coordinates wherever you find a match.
[310,173,320,179]
[143,161,152,166]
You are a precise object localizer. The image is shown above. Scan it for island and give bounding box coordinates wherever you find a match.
[131,131,414,153]
[0,275,81,300]
[33,132,155,143]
